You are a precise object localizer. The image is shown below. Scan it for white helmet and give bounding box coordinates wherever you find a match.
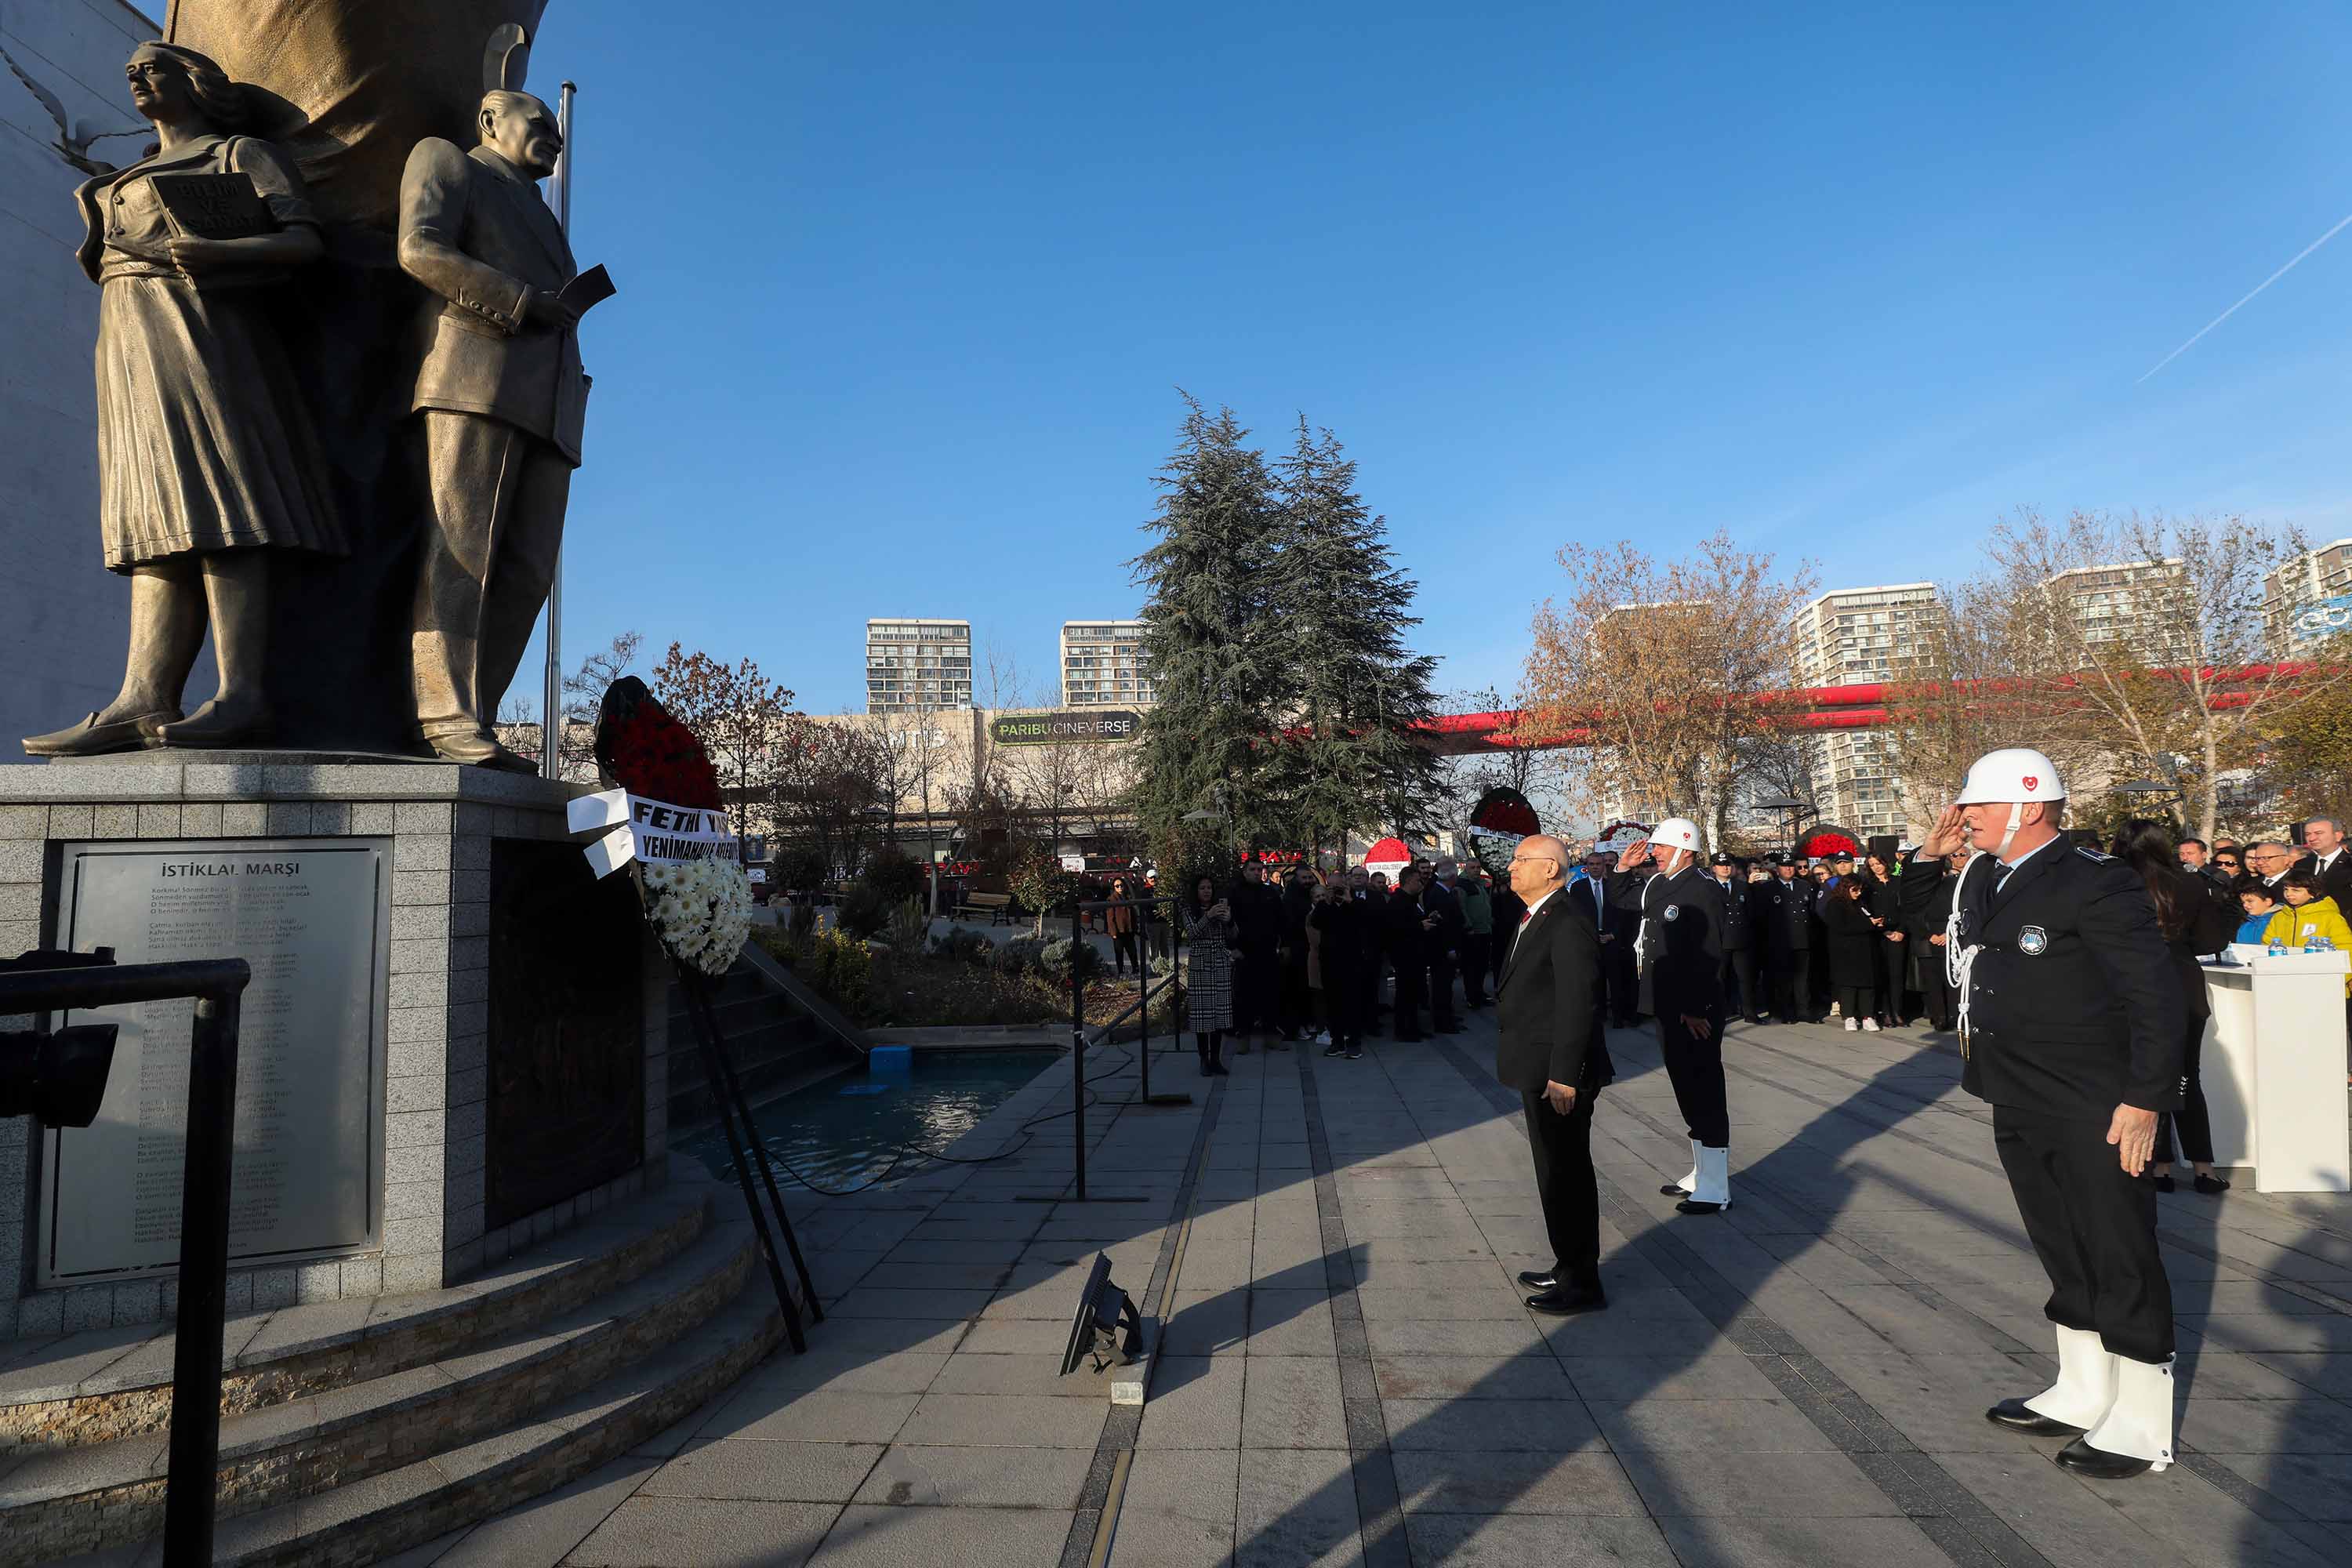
[1954,748,2064,805]
[1650,817,1703,852]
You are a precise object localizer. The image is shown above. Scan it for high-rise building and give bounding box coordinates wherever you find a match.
[865,619,972,711]
[2040,560,2191,666]
[1795,583,1942,840]
[1060,619,1153,708]
[2262,538,2352,649]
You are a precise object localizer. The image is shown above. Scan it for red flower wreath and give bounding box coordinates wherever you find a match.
[593,678,721,808]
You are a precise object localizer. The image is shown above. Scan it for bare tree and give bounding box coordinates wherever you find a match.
[648,643,796,845]
[1886,510,2328,839]
[1523,532,1819,847]
[1432,684,1573,837]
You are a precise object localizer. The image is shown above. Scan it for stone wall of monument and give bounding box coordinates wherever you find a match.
[0,1,156,753]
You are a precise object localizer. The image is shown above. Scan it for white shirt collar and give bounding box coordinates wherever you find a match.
[1523,888,1559,920]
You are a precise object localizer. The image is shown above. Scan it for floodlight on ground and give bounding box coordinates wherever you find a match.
[1061,1252,1144,1375]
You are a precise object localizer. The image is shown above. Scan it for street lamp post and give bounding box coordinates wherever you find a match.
[1754,793,1809,855]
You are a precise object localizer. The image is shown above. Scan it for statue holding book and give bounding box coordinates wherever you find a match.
[398,87,608,770]
[23,41,343,757]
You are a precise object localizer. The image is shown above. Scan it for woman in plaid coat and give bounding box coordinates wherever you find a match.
[1184,874,1236,1076]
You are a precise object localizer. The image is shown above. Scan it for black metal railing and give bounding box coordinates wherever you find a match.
[0,956,252,1567]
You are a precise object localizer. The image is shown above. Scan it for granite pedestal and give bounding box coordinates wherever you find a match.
[0,757,670,1339]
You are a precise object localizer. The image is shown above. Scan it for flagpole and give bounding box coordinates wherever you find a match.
[539,79,576,780]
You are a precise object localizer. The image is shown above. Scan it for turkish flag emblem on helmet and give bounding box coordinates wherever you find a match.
[2022,775,2038,791]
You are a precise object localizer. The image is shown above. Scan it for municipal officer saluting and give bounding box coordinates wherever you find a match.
[1610,818,1733,1214]
[1898,748,2185,1479]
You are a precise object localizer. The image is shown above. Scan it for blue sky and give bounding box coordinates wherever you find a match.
[517,1,2352,715]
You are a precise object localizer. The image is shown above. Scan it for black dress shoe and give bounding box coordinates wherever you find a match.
[2053,1436,2154,1479]
[2150,1174,2176,1193]
[2194,1174,2230,1195]
[1674,1198,1728,1215]
[1659,1182,1692,1196]
[1985,1397,2086,1437]
[1524,1283,1606,1316]
[1516,1269,1559,1290]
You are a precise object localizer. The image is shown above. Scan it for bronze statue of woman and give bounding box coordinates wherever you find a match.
[23,42,344,757]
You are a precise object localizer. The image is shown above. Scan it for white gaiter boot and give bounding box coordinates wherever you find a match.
[2025,1326,2118,1430]
[1672,1139,1697,1194]
[2082,1355,2175,1471]
[1689,1144,1731,1208]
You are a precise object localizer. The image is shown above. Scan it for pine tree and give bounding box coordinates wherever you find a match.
[1130,398,1284,873]
[1262,418,1444,853]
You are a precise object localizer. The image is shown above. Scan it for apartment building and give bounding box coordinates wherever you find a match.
[2042,560,2192,666]
[865,619,973,711]
[2262,538,2352,648]
[1060,619,1154,708]
[1795,583,1942,840]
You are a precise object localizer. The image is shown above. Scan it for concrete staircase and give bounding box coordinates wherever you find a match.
[0,1176,781,1567]
[666,953,865,1131]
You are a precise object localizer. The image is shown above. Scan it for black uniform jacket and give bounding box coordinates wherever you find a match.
[1494,891,1613,1094]
[1763,876,1813,951]
[1308,896,1367,980]
[1381,888,1428,968]
[1898,844,2184,1116]
[1714,876,1755,949]
[1607,865,1727,1018]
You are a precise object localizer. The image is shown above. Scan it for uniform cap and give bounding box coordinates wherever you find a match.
[1954,747,2065,804]
[1650,818,1703,852]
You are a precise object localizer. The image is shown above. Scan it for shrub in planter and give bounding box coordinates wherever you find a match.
[884,896,928,953]
[836,881,893,939]
[862,848,929,906]
[992,936,1047,976]
[933,926,994,965]
[1037,936,1105,986]
[807,927,875,1016]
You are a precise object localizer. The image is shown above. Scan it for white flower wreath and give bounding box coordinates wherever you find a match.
[640,856,753,977]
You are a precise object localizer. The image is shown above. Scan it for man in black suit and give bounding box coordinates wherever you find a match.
[1762,858,1814,1022]
[1608,818,1733,1214]
[2303,818,2352,905]
[1384,869,1431,1041]
[1900,747,2183,1480]
[1710,854,1762,1023]
[1226,862,1287,1047]
[1588,850,1642,1025]
[1496,833,1612,1316]
[1424,858,1469,1034]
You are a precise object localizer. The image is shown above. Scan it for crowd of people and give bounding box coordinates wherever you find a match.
[1115,761,2347,1484]
[1145,814,2352,1101]
[1170,857,1500,1075]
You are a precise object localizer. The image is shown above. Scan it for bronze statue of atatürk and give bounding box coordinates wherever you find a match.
[397,88,591,771]
[23,42,344,757]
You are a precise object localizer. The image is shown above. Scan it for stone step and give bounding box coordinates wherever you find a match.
[0,1181,709,1455]
[0,1210,754,1565]
[60,1286,784,1568]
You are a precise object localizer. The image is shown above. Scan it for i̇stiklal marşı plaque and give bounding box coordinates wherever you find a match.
[39,840,390,1285]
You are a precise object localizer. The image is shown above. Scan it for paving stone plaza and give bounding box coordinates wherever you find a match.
[376,1013,2352,1567]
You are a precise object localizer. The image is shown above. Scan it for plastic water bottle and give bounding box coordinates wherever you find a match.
[2268,933,2287,958]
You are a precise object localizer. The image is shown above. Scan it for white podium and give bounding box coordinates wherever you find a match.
[2198,949,2352,1193]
